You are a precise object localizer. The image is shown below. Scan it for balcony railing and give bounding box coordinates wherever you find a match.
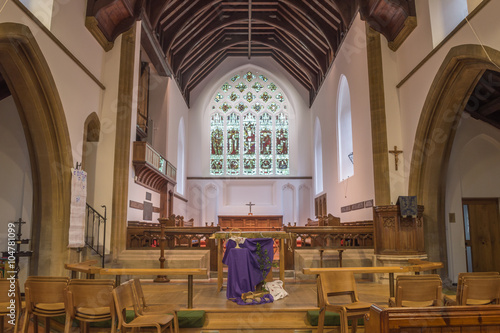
[133,141,176,191]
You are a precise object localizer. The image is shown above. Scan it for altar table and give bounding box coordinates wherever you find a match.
[211,231,295,292]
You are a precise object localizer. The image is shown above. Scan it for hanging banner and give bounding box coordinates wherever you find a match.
[68,168,87,248]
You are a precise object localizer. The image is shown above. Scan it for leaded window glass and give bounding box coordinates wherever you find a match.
[209,71,290,176]
[210,113,224,175]
[227,113,240,175]
[275,113,289,175]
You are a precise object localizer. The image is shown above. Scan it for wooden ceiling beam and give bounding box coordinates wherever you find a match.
[251,11,328,54]
[278,2,337,52]
[272,51,312,90]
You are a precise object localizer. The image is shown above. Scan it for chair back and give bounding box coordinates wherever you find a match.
[318,271,359,304]
[395,275,442,307]
[0,278,21,312]
[1,278,23,333]
[25,277,69,310]
[112,281,138,325]
[132,278,147,310]
[460,276,500,305]
[456,272,499,304]
[66,279,115,312]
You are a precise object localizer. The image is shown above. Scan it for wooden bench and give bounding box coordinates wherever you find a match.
[365,304,500,332]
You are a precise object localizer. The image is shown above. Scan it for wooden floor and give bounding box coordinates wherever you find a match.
[140,277,392,333]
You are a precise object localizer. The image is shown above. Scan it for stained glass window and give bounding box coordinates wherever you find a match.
[243,113,256,175]
[259,113,273,175]
[209,71,290,176]
[275,113,289,175]
[226,113,240,175]
[210,113,224,175]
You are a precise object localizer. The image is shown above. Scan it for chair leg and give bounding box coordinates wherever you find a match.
[64,315,72,333]
[21,312,30,333]
[317,309,326,333]
[173,312,179,333]
[339,312,349,333]
[1,316,4,333]
[352,318,358,333]
[44,317,50,333]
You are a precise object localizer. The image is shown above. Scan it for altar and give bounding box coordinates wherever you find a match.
[211,231,295,292]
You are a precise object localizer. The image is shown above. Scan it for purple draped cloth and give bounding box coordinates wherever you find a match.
[223,238,275,305]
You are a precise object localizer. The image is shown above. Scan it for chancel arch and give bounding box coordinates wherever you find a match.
[0,23,73,276]
[409,44,500,276]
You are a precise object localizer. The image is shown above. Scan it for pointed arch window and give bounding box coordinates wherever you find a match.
[209,71,290,176]
[337,75,354,181]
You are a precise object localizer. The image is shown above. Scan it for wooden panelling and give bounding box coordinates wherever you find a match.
[218,215,283,231]
[373,205,425,255]
[365,304,500,333]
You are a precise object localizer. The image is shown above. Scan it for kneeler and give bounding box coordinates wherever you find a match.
[223,238,274,305]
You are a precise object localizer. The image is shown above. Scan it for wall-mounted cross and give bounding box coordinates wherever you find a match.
[246,201,255,215]
[389,146,403,171]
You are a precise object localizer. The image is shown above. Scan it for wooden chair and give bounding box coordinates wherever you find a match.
[112,280,174,333]
[132,279,179,333]
[444,272,499,306]
[22,276,69,333]
[389,274,442,307]
[317,272,372,333]
[459,275,500,306]
[0,278,23,333]
[64,279,116,333]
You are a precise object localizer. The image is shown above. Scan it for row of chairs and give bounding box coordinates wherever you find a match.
[389,272,500,307]
[316,271,500,333]
[0,277,178,333]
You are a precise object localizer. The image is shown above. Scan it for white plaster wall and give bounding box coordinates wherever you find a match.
[0,2,121,254]
[445,117,500,282]
[0,96,33,283]
[188,58,311,178]
[1,3,105,166]
[395,0,500,192]
[186,178,313,226]
[310,14,375,222]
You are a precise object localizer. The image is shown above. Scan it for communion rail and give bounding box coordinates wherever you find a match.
[127,222,374,271]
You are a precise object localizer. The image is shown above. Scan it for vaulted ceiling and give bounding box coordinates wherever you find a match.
[88,0,417,106]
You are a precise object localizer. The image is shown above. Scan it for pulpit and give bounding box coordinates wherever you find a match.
[373,204,425,255]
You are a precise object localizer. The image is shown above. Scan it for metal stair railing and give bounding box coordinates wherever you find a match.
[85,203,107,267]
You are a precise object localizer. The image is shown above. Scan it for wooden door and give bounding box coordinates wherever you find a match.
[462,198,500,272]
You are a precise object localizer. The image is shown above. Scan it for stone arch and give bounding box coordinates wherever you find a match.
[0,23,73,275]
[409,44,500,273]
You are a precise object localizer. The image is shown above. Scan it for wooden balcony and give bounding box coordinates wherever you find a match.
[132,141,176,192]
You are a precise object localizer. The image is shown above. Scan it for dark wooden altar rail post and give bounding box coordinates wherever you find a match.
[154,217,169,282]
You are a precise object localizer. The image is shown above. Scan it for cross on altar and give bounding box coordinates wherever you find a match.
[389,145,403,171]
[246,201,255,215]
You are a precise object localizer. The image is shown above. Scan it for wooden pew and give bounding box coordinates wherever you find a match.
[365,304,500,332]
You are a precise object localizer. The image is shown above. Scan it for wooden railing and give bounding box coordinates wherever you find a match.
[283,224,374,248]
[126,222,220,270]
[126,221,374,271]
[132,141,176,192]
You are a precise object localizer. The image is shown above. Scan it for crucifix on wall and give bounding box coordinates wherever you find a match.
[389,145,403,171]
[246,201,255,216]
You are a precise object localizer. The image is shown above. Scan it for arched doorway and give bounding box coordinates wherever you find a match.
[0,23,73,275]
[409,44,500,276]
